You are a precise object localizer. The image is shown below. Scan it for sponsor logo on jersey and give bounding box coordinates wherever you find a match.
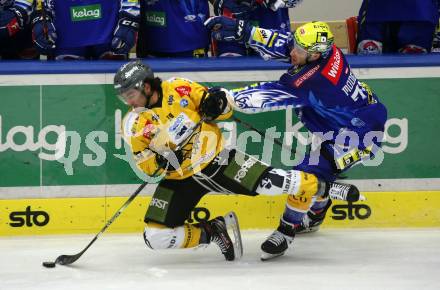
[146,11,166,27]
[175,86,191,97]
[150,198,169,210]
[70,4,102,22]
[169,114,185,133]
[142,120,155,139]
[167,95,174,105]
[321,47,343,85]
[234,158,258,183]
[294,64,320,87]
[180,99,189,108]
[253,28,271,44]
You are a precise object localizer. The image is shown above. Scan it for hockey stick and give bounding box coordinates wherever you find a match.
[43,116,207,267]
[51,180,150,266]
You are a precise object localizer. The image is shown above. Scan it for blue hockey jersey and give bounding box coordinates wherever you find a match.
[141,0,209,53]
[231,27,388,150]
[44,0,139,48]
[359,0,439,24]
[250,5,290,31]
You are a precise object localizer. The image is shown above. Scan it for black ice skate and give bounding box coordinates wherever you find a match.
[261,220,295,261]
[325,181,364,202]
[207,211,243,261]
[296,199,332,234]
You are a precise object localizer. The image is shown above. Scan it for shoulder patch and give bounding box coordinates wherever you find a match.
[321,46,344,85]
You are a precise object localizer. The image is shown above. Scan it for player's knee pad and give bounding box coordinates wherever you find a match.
[398,44,428,54]
[143,222,202,250]
[357,39,383,55]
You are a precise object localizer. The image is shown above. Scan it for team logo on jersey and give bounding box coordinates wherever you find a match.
[175,86,191,97]
[70,4,102,22]
[180,99,189,108]
[184,14,197,22]
[321,47,343,85]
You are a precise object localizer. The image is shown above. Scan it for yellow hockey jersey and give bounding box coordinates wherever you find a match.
[122,77,232,180]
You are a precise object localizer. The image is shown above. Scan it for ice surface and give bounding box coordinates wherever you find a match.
[1,229,439,290]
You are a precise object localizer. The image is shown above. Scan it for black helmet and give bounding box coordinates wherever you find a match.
[114,60,154,103]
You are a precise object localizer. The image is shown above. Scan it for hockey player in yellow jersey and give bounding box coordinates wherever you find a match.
[114,60,362,261]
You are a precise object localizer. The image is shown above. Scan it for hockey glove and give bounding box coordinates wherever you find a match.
[0,7,27,39]
[155,149,184,171]
[111,12,139,55]
[32,14,56,54]
[200,87,228,121]
[204,16,252,43]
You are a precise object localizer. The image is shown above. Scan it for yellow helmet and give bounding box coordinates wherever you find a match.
[293,21,334,58]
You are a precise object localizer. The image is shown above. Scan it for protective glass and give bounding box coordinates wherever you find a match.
[117,88,143,105]
[292,38,309,57]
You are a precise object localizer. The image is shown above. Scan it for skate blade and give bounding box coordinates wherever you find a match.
[260,251,285,261]
[223,211,243,260]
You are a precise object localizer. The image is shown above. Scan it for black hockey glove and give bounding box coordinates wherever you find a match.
[200,87,228,121]
[155,149,184,171]
[111,12,139,55]
[204,16,252,43]
[32,13,57,54]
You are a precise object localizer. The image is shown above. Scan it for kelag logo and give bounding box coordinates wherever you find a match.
[331,201,371,220]
[9,206,50,227]
[146,11,166,27]
[71,4,102,22]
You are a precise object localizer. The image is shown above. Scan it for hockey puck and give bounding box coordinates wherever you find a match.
[42,261,56,268]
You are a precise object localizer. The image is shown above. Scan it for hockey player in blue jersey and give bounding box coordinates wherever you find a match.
[205,17,388,260]
[357,0,440,54]
[211,0,300,56]
[0,0,37,59]
[32,0,139,60]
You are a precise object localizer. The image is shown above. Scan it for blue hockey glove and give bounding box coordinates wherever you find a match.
[32,14,57,54]
[111,13,139,55]
[204,16,253,43]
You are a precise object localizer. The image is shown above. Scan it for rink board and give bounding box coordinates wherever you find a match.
[1,191,440,236]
